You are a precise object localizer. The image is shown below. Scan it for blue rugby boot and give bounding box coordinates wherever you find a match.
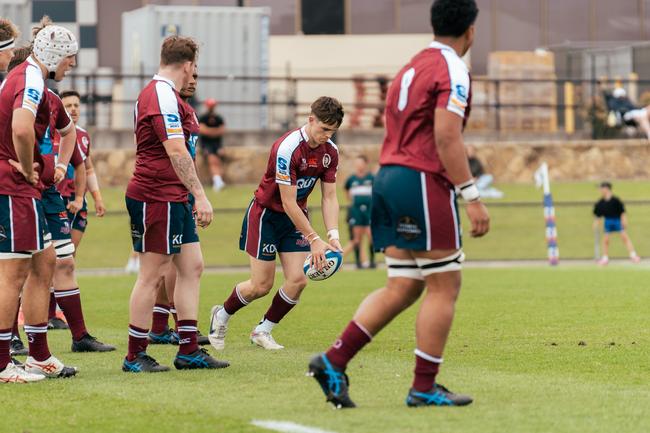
[406,384,473,407]
[122,352,170,373]
[307,353,356,409]
[173,348,230,370]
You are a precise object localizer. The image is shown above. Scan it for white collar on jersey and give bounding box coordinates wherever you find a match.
[300,125,308,142]
[27,55,39,68]
[429,41,455,52]
[152,74,175,88]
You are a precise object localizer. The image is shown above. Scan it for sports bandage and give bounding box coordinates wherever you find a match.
[32,25,78,76]
[0,38,15,51]
[327,228,340,240]
[55,163,67,171]
[87,172,99,192]
[457,179,480,202]
[415,251,465,276]
[385,256,423,280]
[53,239,75,259]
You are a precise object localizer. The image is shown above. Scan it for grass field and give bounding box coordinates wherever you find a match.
[8,267,650,433]
[76,180,650,268]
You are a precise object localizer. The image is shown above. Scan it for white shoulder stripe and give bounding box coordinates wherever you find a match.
[327,139,339,152]
[154,80,183,139]
[275,130,303,185]
[440,50,470,118]
[22,63,45,116]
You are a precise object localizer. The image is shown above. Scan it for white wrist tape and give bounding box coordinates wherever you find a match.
[327,228,340,240]
[55,163,67,171]
[457,180,480,202]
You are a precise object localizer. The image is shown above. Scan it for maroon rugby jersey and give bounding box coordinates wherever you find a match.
[254,125,339,213]
[56,125,90,197]
[0,57,52,198]
[127,75,191,203]
[380,41,472,183]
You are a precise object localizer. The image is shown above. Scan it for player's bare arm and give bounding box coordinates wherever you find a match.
[85,155,105,217]
[11,107,39,185]
[434,108,489,237]
[164,137,213,227]
[321,181,342,251]
[67,161,87,214]
[279,183,334,270]
[54,125,77,183]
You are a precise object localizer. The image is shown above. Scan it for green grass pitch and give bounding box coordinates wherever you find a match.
[77,180,650,269]
[7,267,650,433]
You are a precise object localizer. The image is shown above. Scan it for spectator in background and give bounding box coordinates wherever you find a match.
[466,145,503,199]
[593,181,640,266]
[607,87,650,140]
[199,98,226,191]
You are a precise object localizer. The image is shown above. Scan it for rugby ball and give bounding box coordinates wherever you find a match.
[303,250,343,281]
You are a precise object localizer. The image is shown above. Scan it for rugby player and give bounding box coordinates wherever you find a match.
[309,0,489,408]
[0,18,18,72]
[58,90,106,251]
[0,19,82,382]
[343,155,375,269]
[123,36,228,372]
[208,97,344,351]
[149,71,208,347]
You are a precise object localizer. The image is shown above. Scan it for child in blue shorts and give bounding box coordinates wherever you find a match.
[593,181,640,265]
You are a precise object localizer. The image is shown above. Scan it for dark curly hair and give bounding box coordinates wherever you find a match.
[430,0,479,37]
[311,96,344,127]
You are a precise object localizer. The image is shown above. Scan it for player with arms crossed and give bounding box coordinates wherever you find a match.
[0,20,80,382]
[123,36,228,373]
[209,97,344,351]
[309,0,489,408]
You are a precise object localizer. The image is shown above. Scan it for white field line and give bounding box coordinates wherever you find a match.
[251,420,338,433]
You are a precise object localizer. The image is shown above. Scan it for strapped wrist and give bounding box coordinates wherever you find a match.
[457,180,480,202]
[327,228,340,240]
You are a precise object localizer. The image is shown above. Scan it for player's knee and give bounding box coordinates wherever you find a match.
[250,279,274,297]
[56,257,75,278]
[288,274,308,290]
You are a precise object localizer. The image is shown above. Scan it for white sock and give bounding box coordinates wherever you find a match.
[213,175,220,187]
[631,251,638,258]
[216,307,231,324]
[255,318,275,334]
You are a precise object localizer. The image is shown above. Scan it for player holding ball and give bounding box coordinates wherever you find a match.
[209,97,344,351]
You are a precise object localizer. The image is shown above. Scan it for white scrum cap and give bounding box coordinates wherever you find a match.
[32,25,78,74]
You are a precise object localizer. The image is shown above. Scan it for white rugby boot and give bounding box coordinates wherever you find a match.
[24,355,78,378]
[0,362,45,383]
[250,331,284,350]
[208,305,228,351]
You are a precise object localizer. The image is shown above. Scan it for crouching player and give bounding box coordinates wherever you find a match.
[123,36,228,372]
[309,0,490,408]
[148,71,209,346]
[208,97,343,351]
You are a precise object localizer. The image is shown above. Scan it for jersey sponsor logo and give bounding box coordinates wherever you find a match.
[396,216,421,240]
[323,154,332,168]
[0,225,6,243]
[276,156,290,182]
[172,234,183,245]
[300,158,308,171]
[455,84,468,103]
[187,133,199,159]
[81,136,89,147]
[308,157,318,168]
[450,84,468,111]
[165,113,182,135]
[26,88,41,104]
[296,177,317,191]
[296,236,309,247]
[131,224,142,240]
[262,243,277,255]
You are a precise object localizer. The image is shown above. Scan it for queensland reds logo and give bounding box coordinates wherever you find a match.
[82,136,89,147]
[322,153,331,168]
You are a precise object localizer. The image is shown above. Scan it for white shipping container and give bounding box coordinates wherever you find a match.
[121,5,270,131]
[0,0,31,46]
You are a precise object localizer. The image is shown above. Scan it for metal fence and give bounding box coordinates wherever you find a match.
[54,72,650,137]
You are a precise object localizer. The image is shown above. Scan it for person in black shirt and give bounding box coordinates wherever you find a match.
[199,98,226,191]
[593,181,640,265]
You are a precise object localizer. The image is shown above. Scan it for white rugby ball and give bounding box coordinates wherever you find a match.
[303,250,343,281]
